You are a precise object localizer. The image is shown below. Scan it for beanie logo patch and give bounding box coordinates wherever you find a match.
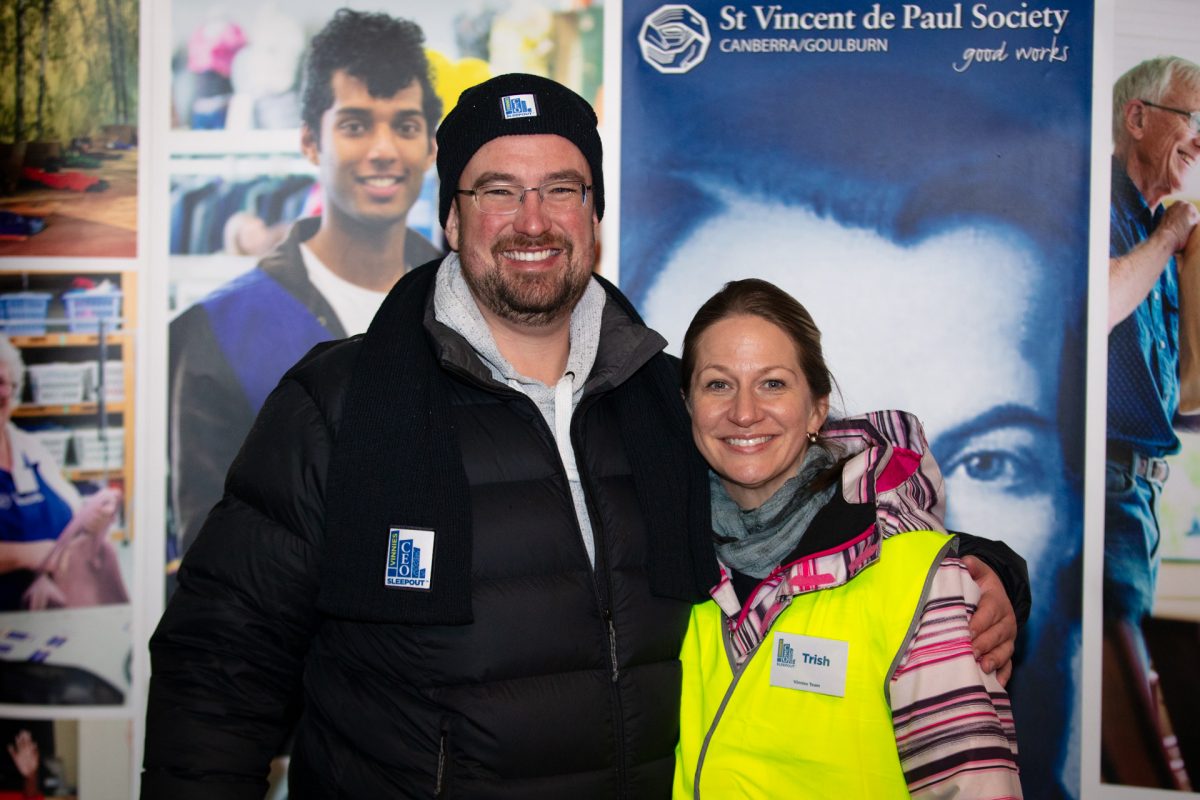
[501,93,539,120]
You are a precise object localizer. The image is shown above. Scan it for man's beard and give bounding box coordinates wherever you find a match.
[463,234,594,327]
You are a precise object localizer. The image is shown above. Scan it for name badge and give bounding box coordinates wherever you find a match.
[384,527,435,591]
[768,632,849,697]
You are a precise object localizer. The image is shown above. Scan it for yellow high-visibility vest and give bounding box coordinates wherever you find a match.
[674,529,951,799]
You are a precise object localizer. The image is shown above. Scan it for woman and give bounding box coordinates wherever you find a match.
[0,336,124,610]
[674,279,1021,798]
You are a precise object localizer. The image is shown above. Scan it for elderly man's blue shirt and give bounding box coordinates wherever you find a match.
[1108,157,1181,457]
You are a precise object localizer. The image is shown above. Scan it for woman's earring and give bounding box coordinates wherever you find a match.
[807,431,818,444]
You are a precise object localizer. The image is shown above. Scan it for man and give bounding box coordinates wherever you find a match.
[1103,55,1200,780]
[168,9,442,559]
[144,74,1024,798]
[1105,55,1200,661]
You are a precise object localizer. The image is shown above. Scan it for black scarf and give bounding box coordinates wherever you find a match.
[318,260,716,624]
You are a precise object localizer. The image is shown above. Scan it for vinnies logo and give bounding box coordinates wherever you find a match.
[639,5,711,74]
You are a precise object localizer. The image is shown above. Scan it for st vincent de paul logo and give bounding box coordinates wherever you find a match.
[639,5,711,74]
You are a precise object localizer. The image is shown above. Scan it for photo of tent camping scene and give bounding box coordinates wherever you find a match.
[0,0,139,258]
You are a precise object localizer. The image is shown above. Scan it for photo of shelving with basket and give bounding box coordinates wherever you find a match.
[0,272,133,531]
[0,270,134,706]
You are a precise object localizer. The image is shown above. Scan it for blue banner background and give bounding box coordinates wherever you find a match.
[620,2,1093,796]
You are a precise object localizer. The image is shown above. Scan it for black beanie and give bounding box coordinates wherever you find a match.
[436,73,604,227]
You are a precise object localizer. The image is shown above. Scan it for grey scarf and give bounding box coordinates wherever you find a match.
[711,445,837,579]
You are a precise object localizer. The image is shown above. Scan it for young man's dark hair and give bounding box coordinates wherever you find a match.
[300,8,443,139]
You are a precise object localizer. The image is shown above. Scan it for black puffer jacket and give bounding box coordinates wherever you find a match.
[144,261,717,799]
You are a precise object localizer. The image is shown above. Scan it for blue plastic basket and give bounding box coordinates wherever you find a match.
[63,291,122,333]
[0,292,52,335]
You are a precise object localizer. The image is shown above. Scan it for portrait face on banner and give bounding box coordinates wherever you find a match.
[299,74,436,233]
[646,208,1072,607]
[620,3,1092,796]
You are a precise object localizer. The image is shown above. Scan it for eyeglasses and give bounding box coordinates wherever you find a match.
[1140,99,1200,134]
[455,180,591,215]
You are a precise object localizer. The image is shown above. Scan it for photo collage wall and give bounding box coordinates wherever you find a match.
[2,1,1200,797]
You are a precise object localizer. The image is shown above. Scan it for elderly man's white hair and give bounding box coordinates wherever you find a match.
[1113,55,1200,146]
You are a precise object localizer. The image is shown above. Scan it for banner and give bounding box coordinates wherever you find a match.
[165,0,603,584]
[1102,0,1200,792]
[620,1,1092,796]
[0,270,134,710]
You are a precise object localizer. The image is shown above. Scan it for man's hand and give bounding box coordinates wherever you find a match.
[1162,200,1200,254]
[963,554,1017,686]
[1109,200,1200,331]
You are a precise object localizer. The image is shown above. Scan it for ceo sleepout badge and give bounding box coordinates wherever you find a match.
[384,527,435,591]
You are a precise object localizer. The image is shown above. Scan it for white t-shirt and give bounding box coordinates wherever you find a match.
[299,243,390,335]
